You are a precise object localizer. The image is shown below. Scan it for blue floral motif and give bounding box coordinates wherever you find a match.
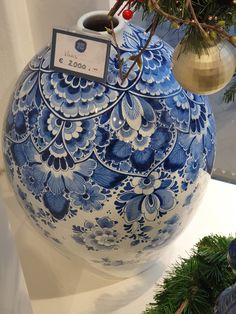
[11,140,38,167]
[43,192,70,220]
[110,94,156,149]
[10,135,97,220]
[70,182,105,212]
[121,24,159,51]
[133,172,161,195]
[72,217,119,251]
[164,92,190,132]
[116,171,177,223]
[185,154,205,183]
[97,108,176,175]
[41,72,119,118]
[107,48,139,87]
[64,119,96,161]
[33,107,96,168]
[29,46,51,70]
[144,215,181,250]
[3,21,216,269]
[21,164,47,196]
[189,98,208,134]
[135,50,180,97]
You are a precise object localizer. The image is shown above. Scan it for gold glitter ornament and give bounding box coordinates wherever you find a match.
[172,40,236,95]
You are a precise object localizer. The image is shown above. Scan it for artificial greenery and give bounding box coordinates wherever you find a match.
[143,234,236,314]
[224,77,236,103]
[108,1,236,100]
[109,0,236,52]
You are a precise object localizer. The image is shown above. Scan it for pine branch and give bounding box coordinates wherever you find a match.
[224,79,236,103]
[144,235,235,314]
[120,13,159,84]
[108,0,236,98]
[185,0,205,35]
[175,300,188,314]
[149,0,236,47]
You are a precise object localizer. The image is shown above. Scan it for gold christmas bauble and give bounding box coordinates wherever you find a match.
[172,40,236,95]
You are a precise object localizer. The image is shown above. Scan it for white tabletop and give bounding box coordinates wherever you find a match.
[1,174,236,314]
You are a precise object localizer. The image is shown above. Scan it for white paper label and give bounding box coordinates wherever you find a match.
[50,29,111,82]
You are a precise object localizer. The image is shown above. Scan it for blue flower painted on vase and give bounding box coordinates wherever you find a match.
[21,164,47,196]
[189,97,208,134]
[109,93,157,149]
[34,107,96,168]
[3,20,216,274]
[107,48,139,87]
[164,92,190,132]
[144,215,181,250]
[133,172,161,195]
[29,47,49,69]
[116,171,177,222]
[64,119,96,161]
[43,192,70,220]
[122,24,159,52]
[72,217,119,251]
[185,154,205,183]
[97,106,176,175]
[18,188,37,220]
[70,182,105,212]
[41,72,119,118]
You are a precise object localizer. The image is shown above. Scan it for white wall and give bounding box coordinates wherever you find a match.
[26,0,110,51]
[0,0,110,166]
[0,0,34,97]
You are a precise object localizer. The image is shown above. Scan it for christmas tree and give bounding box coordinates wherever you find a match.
[108,0,236,97]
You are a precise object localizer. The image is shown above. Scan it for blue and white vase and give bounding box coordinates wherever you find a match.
[3,11,216,277]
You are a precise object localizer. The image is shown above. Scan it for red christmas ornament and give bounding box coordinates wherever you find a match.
[122,9,134,20]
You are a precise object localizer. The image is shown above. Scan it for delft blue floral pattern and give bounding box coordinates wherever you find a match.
[3,23,216,268]
[144,214,181,250]
[72,217,119,251]
[116,171,178,224]
[69,182,105,212]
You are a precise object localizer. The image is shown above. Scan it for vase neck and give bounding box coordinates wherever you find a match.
[76,10,126,46]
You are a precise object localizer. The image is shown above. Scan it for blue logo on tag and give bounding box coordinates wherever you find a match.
[75,40,87,53]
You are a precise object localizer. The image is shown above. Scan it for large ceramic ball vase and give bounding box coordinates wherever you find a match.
[3,11,216,277]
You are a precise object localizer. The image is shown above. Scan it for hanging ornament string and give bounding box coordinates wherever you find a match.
[108,0,236,85]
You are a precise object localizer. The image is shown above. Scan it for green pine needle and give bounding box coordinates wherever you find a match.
[144,234,235,314]
[223,79,236,103]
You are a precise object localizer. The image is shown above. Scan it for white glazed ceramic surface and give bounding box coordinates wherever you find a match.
[3,11,216,277]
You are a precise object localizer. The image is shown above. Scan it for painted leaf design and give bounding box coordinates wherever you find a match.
[122,94,143,130]
[125,195,143,222]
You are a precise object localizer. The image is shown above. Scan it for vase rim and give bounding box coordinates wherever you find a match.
[76,10,125,35]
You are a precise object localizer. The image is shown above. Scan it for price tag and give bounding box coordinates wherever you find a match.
[50,28,111,83]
